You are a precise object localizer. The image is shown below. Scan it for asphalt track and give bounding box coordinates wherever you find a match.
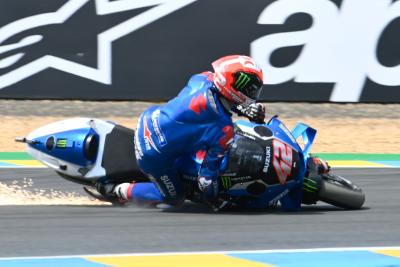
[0,168,399,257]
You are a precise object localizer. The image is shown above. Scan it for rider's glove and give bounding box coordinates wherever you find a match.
[244,103,266,123]
[198,176,212,192]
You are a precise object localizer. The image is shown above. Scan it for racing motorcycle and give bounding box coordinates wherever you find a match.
[16,116,365,210]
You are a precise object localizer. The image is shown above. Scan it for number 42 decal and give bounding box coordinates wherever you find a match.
[272,139,293,185]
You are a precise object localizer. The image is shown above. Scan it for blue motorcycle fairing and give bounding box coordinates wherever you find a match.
[28,128,99,166]
[265,117,302,152]
[222,118,312,210]
[291,122,317,165]
[235,118,307,178]
[225,180,301,210]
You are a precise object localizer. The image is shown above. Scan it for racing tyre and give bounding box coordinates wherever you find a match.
[318,173,365,209]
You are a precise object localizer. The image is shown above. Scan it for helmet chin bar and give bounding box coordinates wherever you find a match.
[236,92,256,109]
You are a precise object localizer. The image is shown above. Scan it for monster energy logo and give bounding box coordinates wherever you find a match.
[220,176,232,189]
[235,72,251,90]
[303,177,318,193]
[56,139,67,148]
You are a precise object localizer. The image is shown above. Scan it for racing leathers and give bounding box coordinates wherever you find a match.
[131,72,234,205]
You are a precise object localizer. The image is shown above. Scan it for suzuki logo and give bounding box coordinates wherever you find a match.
[0,0,196,89]
[251,0,400,102]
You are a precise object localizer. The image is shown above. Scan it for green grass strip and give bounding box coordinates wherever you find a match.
[314,153,400,161]
[0,152,34,160]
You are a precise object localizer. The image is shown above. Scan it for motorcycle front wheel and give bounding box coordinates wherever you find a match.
[318,173,366,209]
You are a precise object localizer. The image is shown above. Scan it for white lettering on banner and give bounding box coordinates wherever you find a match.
[0,0,197,89]
[251,0,400,102]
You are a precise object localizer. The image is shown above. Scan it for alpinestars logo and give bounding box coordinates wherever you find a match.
[0,0,196,89]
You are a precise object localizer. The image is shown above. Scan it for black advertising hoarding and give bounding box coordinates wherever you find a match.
[0,0,399,102]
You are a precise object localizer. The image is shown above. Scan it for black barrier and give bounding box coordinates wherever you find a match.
[0,0,399,102]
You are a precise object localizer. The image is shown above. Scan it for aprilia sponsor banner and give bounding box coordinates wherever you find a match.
[0,0,399,102]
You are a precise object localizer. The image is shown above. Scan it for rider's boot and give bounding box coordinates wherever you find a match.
[302,157,331,205]
[113,183,134,201]
[98,181,165,205]
[95,181,133,205]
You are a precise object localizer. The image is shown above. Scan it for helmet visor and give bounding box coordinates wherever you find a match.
[233,72,263,101]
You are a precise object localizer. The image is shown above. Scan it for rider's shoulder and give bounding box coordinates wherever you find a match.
[186,72,214,90]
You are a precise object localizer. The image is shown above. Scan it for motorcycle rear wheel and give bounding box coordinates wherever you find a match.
[318,173,365,209]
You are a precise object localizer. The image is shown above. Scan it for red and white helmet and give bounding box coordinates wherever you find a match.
[212,55,263,107]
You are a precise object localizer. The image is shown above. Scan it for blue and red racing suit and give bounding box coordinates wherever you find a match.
[131,72,234,205]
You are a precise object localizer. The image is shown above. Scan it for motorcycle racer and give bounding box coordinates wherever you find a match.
[97,55,265,208]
